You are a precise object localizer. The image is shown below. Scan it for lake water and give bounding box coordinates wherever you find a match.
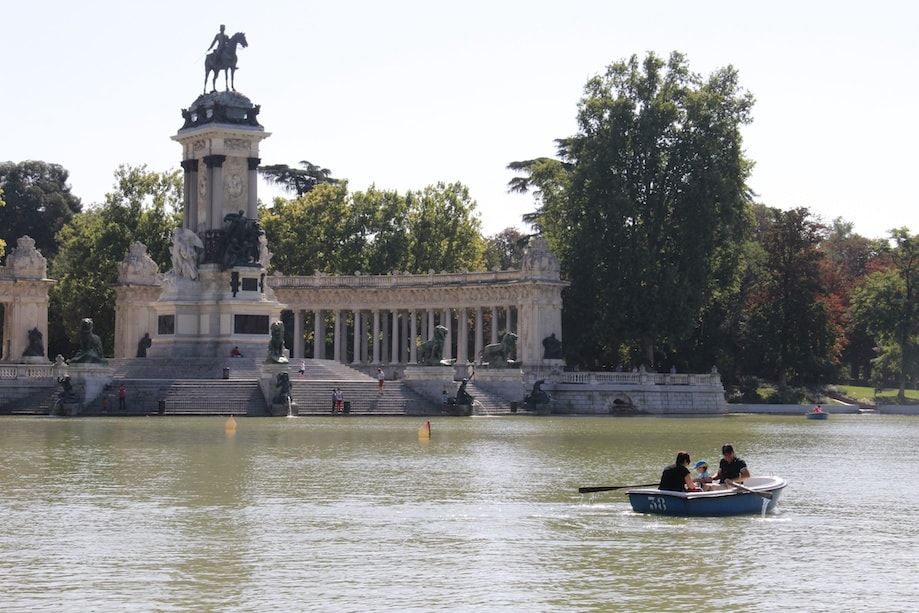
[1,414,917,612]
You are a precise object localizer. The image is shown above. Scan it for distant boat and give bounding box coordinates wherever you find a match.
[627,476,787,516]
[806,408,829,420]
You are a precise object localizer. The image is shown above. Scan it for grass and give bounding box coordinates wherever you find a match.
[836,384,919,405]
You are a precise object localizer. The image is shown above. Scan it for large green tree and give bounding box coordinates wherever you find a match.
[0,160,83,259]
[743,207,838,387]
[508,51,754,366]
[261,180,486,275]
[850,228,919,401]
[48,165,181,358]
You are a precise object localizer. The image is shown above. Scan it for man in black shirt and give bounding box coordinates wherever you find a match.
[712,444,751,484]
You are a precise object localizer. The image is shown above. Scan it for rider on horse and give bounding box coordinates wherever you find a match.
[208,24,229,64]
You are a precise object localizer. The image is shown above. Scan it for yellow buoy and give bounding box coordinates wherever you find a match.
[418,420,431,440]
[225,415,237,431]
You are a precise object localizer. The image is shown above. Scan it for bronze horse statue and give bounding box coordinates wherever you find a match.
[204,32,248,94]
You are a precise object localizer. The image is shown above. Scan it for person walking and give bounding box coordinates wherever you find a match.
[118,385,127,411]
[377,368,385,395]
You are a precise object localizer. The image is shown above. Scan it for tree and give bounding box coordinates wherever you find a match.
[259,181,376,275]
[850,228,919,401]
[485,227,529,270]
[508,51,755,367]
[260,180,487,275]
[821,218,883,381]
[403,182,487,273]
[743,207,838,388]
[0,160,83,259]
[260,160,338,196]
[48,165,181,358]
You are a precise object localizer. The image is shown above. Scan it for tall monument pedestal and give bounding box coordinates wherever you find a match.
[117,90,284,360]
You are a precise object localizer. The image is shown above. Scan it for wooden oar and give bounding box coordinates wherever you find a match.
[732,481,773,500]
[578,483,658,494]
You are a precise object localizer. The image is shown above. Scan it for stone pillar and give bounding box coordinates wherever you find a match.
[203,154,226,230]
[181,159,199,232]
[352,310,361,364]
[247,157,260,220]
[390,310,400,364]
[457,307,468,363]
[333,310,343,362]
[314,310,325,359]
[410,309,418,364]
[293,310,303,359]
[474,307,483,364]
[491,306,499,343]
[372,310,381,364]
[441,309,452,362]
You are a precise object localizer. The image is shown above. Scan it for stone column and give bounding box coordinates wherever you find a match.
[293,310,303,359]
[203,155,226,230]
[333,310,343,362]
[314,310,325,359]
[247,157,260,219]
[372,310,381,364]
[410,309,418,364]
[474,307,483,363]
[491,306,499,343]
[457,307,468,363]
[352,310,362,364]
[181,159,199,231]
[441,309,452,362]
[390,310,400,364]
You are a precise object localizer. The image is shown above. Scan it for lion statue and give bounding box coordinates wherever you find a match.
[479,332,518,368]
[418,325,448,366]
[70,318,107,364]
[272,371,292,405]
[267,320,288,363]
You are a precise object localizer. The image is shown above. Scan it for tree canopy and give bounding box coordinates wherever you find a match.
[259,160,338,196]
[260,180,486,275]
[508,51,755,366]
[0,160,83,260]
[850,228,919,401]
[48,165,181,357]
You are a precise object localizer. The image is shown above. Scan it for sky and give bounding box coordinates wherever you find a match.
[3,1,917,240]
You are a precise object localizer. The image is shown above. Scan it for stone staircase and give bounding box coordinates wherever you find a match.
[1,357,525,417]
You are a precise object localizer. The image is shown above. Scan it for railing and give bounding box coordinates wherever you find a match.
[266,268,555,290]
[556,371,721,387]
[0,364,58,379]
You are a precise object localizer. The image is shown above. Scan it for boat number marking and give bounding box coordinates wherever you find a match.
[648,496,667,512]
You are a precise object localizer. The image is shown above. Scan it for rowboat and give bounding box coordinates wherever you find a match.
[627,476,787,517]
[806,410,829,420]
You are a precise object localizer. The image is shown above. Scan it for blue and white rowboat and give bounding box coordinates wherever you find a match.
[627,475,787,517]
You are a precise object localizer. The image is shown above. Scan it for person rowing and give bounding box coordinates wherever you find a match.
[709,443,751,487]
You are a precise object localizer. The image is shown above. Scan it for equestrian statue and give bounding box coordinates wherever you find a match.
[204,25,249,94]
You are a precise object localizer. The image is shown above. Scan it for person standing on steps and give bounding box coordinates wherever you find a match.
[118,385,127,411]
[335,388,344,413]
[377,367,385,394]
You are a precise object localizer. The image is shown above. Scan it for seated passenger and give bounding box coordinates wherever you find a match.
[658,451,701,492]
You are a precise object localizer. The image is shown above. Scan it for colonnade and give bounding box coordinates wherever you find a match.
[286,305,518,364]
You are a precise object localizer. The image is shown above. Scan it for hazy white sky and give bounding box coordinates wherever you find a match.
[3,0,916,239]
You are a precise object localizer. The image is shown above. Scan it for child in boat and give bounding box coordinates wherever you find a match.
[693,460,713,490]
